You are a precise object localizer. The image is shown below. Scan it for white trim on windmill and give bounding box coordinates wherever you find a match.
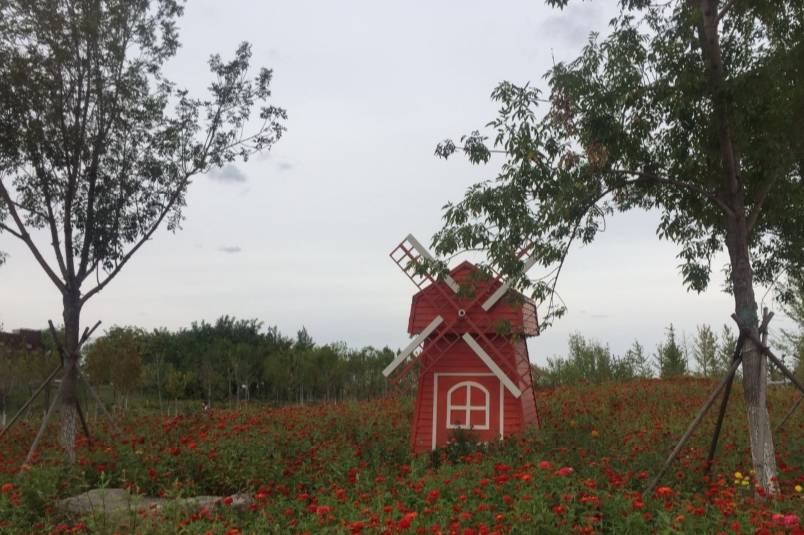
[382,315,444,377]
[405,234,460,293]
[481,254,539,311]
[461,333,522,397]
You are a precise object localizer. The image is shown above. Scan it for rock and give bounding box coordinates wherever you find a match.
[58,488,254,519]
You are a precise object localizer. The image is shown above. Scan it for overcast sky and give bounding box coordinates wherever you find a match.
[0,0,795,365]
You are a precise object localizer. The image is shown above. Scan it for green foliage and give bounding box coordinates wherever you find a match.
[84,326,145,396]
[0,0,286,390]
[655,325,687,378]
[692,324,718,377]
[541,333,651,387]
[777,276,804,382]
[622,339,653,379]
[431,1,804,329]
[715,324,739,376]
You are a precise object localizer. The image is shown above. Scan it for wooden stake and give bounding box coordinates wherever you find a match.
[0,364,62,442]
[22,358,77,467]
[78,372,120,435]
[644,353,743,498]
[75,398,91,447]
[744,331,804,395]
[776,395,802,433]
[704,335,746,473]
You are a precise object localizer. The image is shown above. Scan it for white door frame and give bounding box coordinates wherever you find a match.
[432,372,504,451]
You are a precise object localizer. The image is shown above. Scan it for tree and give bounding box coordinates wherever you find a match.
[655,325,687,378]
[623,340,652,379]
[693,324,718,377]
[84,326,144,407]
[715,324,738,376]
[777,277,804,382]
[431,0,802,492]
[0,0,285,459]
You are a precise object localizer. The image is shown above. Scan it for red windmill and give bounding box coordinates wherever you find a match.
[385,234,541,453]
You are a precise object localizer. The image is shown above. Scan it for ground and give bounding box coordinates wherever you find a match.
[0,378,802,534]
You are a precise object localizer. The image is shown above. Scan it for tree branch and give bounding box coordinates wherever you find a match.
[0,178,66,291]
[80,174,191,305]
[746,175,779,233]
[716,0,737,22]
[613,169,735,215]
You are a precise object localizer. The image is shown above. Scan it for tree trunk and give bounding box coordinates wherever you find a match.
[60,291,81,463]
[697,0,778,495]
[156,354,163,414]
[726,219,779,495]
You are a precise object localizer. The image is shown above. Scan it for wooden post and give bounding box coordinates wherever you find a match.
[644,353,743,498]
[78,372,120,434]
[0,364,62,442]
[744,331,804,395]
[75,398,91,447]
[776,395,802,433]
[704,335,747,473]
[22,357,78,466]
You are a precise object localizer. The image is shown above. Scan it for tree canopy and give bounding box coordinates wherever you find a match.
[434,1,803,325]
[0,0,285,305]
[432,0,802,494]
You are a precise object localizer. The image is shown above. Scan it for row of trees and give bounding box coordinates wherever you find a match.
[539,317,802,388]
[0,316,396,418]
[81,316,395,410]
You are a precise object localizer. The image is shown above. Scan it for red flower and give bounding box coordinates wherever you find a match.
[398,512,417,529]
[556,466,574,477]
[539,460,552,470]
[1,483,13,494]
[655,486,673,497]
[315,505,333,517]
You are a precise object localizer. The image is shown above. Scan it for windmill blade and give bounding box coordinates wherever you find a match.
[383,315,444,377]
[404,234,460,293]
[462,333,522,397]
[481,254,539,311]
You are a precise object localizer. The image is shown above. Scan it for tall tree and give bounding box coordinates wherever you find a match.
[624,339,652,379]
[715,323,738,375]
[693,324,718,377]
[432,0,802,492]
[655,325,687,378]
[0,0,285,459]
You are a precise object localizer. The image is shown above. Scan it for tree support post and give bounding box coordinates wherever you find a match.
[644,351,743,498]
[704,333,748,473]
[777,395,802,433]
[0,364,62,442]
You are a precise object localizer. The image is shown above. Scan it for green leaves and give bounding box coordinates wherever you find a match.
[432,1,804,330]
[0,0,285,301]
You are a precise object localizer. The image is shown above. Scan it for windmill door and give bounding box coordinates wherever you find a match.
[432,374,502,450]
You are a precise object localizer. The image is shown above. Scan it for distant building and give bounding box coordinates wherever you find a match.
[0,329,44,354]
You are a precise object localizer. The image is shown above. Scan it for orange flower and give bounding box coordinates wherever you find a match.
[656,486,673,497]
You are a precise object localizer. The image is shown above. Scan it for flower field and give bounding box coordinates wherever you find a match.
[1,378,802,534]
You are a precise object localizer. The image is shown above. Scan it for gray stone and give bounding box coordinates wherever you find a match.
[58,488,254,519]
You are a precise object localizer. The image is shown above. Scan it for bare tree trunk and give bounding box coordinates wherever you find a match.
[60,291,81,463]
